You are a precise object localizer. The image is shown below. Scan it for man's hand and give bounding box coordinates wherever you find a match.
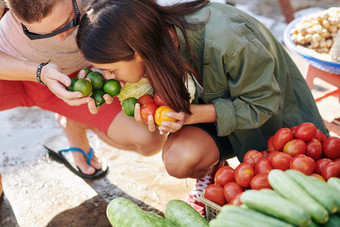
[41,63,92,106]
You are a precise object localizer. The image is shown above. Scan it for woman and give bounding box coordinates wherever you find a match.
[77,0,328,213]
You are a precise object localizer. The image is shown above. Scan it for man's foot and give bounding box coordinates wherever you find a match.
[44,135,108,179]
[185,160,228,216]
[72,150,102,175]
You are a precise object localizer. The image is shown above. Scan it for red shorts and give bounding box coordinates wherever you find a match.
[0,73,121,135]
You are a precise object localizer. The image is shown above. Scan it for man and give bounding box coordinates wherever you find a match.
[0,0,166,180]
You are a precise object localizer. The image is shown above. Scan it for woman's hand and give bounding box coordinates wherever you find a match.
[133,103,157,132]
[158,111,188,134]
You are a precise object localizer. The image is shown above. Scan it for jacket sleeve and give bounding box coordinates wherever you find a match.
[212,39,281,137]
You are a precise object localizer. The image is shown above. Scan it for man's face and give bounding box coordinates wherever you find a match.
[20,0,79,42]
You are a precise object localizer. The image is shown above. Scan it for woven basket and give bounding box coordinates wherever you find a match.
[200,193,222,221]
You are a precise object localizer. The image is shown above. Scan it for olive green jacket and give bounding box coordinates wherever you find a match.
[176,2,328,160]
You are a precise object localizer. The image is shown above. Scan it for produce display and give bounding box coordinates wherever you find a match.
[210,170,340,227]
[202,122,339,222]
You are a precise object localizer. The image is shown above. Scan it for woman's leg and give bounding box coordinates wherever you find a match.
[162,126,220,179]
[104,111,167,156]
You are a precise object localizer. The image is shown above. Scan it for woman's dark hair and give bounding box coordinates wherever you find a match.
[77,0,209,113]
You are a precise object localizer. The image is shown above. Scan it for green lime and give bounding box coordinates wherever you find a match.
[74,79,92,97]
[122,97,139,116]
[66,77,79,92]
[91,90,106,107]
[86,71,105,90]
[103,79,121,97]
[77,67,92,77]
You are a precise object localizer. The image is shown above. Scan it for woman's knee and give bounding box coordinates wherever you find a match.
[162,141,197,179]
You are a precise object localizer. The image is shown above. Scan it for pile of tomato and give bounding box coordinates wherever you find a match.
[204,122,340,207]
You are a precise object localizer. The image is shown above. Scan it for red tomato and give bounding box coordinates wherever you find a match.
[283,139,306,156]
[308,155,317,173]
[138,94,154,106]
[255,157,273,175]
[290,126,297,133]
[270,152,293,171]
[321,162,340,180]
[322,137,340,159]
[261,150,269,158]
[266,151,280,162]
[243,150,263,167]
[267,135,275,152]
[140,102,158,122]
[214,166,235,187]
[204,184,226,206]
[153,93,167,106]
[294,122,317,141]
[313,129,326,143]
[223,182,243,203]
[316,158,333,175]
[234,163,255,188]
[272,128,294,151]
[333,158,340,164]
[310,173,325,181]
[305,139,323,160]
[290,154,315,175]
[229,192,243,206]
[250,173,272,190]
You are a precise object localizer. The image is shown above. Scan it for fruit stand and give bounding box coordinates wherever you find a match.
[104,121,340,226]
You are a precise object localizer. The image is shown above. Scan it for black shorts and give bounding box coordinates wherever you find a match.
[188,122,235,162]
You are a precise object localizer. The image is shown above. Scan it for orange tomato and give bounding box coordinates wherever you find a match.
[154,105,176,126]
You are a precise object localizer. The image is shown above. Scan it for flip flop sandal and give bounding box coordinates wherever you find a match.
[44,134,108,179]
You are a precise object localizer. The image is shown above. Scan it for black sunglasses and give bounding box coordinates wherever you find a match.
[21,0,80,40]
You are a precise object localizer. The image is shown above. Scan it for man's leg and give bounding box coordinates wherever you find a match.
[55,114,102,175]
[56,110,168,175]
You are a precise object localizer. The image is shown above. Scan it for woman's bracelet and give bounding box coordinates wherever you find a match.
[36,59,51,85]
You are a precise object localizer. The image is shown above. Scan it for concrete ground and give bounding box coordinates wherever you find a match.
[0,1,339,227]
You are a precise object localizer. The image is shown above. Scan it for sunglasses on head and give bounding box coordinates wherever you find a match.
[21,0,80,40]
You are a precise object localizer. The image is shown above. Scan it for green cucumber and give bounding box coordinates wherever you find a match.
[210,218,253,227]
[106,197,159,227]
[268,169,329,224]
[286,169,338,214]
[164,200,208,227]
[307,220,319,227]
[216,205,294,227]
[241,189,311,226]
[308,176,340,213]
[145,212,176,227]
[321,214,340,227]
[328,177,340,193]
[260,188,282,197]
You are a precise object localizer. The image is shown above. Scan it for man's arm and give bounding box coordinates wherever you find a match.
[0,8,4,18]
